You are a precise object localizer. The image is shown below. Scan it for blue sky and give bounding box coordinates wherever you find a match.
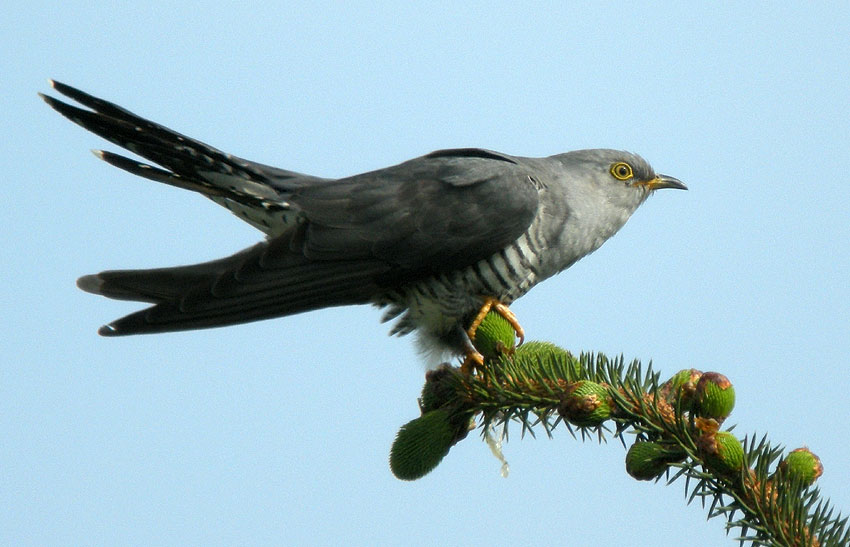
[3,3,849,545]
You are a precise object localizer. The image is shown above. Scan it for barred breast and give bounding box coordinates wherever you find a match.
[376,219,554,358]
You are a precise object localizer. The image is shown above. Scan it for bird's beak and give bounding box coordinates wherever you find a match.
[644,174,687,191]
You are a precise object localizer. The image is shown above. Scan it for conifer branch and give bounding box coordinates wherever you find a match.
[389,313,848,546]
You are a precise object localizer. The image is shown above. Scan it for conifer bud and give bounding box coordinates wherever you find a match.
[778,447,823,486]
[559,380,612,426]
[699,431,744,475]
[626,441,687,480]
[693,372,735,421]
[390,410,458,481]
[471,311,517,361]
[661,368,702,408]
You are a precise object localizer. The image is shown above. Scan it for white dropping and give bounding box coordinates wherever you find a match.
[484,423,510,478]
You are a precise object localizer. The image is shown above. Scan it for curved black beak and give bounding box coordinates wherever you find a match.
[647,174,687,191]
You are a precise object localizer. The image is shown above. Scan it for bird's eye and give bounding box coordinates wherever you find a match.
[610,162,634,181]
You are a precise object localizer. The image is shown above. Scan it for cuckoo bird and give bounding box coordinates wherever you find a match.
[42,80,686,369]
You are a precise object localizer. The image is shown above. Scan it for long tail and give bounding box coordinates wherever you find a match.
[76,238,389,336]
[40,80,328,233]
[45,81,387,335]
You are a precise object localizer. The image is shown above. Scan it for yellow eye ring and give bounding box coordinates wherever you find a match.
[610,162,634,180]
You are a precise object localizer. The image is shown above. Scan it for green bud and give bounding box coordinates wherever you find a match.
[513,341,581,379]
[559,381,612,427]
[693,372,735,421]
[471,311,517,361]
[419,364,460,413]
[390,410,457,481]
[626,441,687,481]
[661,368,702,408]
[699,431,745,475]
[778,447,823,486]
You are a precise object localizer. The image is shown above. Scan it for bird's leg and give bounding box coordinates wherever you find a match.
[466,297,525,347]
[459,340,485,375]
[460,297,525,375]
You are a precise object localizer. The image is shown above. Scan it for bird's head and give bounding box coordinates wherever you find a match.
[558,149,686,214]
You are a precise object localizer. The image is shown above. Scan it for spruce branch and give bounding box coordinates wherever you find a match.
[389,313,848,546]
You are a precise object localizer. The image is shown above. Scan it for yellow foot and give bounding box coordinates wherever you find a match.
[466,297,525,347]
[460,350,485,375]
[460,297,525,375]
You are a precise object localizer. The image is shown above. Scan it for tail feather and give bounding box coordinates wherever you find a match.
[78,244,262,302]
[41,80,330,232]
[93,149,239,200]
[103,277,379,336]
[45,81,397,336]
[79,241,390,336]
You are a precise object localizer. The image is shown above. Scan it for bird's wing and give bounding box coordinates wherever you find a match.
[290,148,541,282]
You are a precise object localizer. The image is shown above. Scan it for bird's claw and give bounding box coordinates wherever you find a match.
[461,297,525,374]
[460,350,486,375]
[466,297,525,346]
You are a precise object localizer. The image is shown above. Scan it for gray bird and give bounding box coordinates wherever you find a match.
[42,80,686,366]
